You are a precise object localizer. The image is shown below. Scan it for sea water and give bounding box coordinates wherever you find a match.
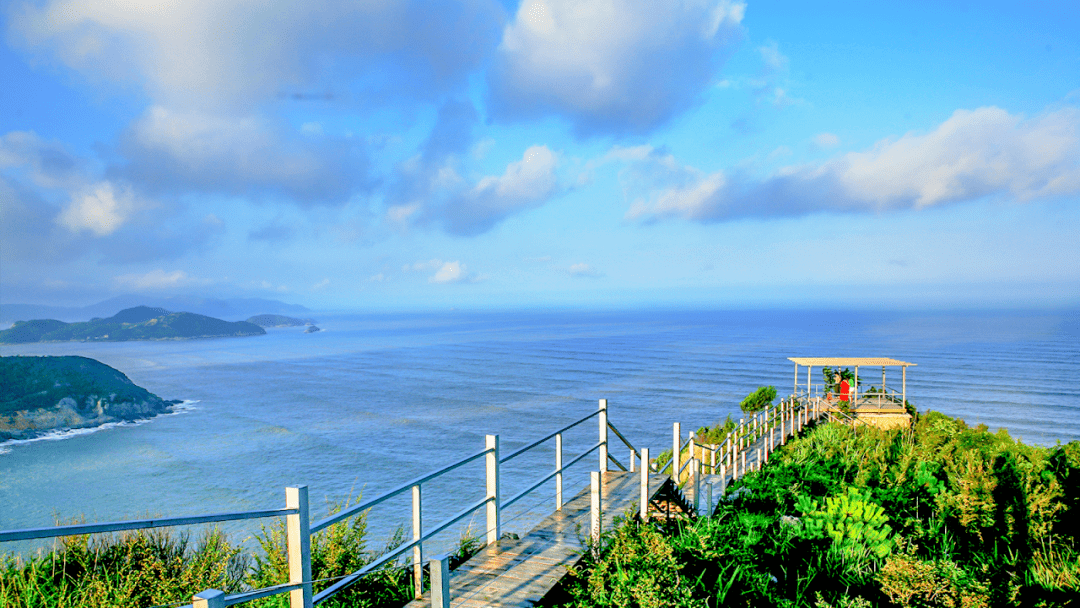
[1,309,1077,556]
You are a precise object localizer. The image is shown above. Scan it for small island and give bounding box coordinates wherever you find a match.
[0,306,266,343]
[0,355,179,442]
[245,314,316,328]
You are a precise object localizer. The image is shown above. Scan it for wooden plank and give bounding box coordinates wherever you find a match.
[404,472,668,608]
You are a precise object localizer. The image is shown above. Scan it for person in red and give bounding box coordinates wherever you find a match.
[838,375,851,403]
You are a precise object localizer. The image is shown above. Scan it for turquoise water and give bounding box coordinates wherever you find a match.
[1,309,1077,555]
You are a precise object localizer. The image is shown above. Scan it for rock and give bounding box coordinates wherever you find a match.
[0,356,176,442]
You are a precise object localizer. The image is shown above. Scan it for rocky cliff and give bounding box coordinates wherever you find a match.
[0,355,178,442]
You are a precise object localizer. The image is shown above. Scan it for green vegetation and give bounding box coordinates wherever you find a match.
[245,314,316,328]
[548,411,1080,607]
[0,498,484,608]
[0,306,265,343]
[0,356,176,441]
[740,386,777,413]
[0,356,164,415]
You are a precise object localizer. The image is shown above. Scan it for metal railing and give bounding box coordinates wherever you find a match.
[0,399,623,608]
[1,391,836,608]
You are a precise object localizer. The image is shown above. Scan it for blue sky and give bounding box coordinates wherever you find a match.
[2,0,1078,311]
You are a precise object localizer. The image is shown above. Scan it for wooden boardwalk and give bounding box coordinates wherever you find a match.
[405,471,670,608]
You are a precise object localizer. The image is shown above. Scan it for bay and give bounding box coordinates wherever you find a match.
[2,309,1077,556]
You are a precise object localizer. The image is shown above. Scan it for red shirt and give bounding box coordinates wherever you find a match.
[839,379,850,401]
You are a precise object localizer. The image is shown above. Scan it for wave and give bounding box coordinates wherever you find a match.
[0,400,199,455]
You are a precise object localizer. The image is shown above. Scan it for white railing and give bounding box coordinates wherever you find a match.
[1,393,832,608]
[0,399,622,608]
[668,394,824,515]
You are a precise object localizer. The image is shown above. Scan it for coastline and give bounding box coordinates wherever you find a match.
[0,399,195,452]
[0,398,182,443]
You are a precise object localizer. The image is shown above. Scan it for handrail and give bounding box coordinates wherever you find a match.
[502,442,601,510]
[225,582,304,606]
[608,453,627,472]
[0,508,297,543]
[311,447,492,533]
[500,410,600,464]
[314,494,493,604]
[606,422,639,458]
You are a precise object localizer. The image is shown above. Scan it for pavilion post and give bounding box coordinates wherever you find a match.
[806,366,811,399]
[902,366,907,406]
[793,363,798,397]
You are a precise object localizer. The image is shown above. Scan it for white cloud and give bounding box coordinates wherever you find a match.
[442,145,560,235]
[758,41,788,73]
[813,133,840,149]
[312,278,330,290]
[430,261,467,283]
[488,0,745,135]
[568,263,603,278]
[57,181,137,236]
[836,107,1080,207]
[119,106,369,204]
[112,269,206,291]
[627,105,1080,222]
[405,259,444,272]
[8,0,503,111]
[0,131,83,190]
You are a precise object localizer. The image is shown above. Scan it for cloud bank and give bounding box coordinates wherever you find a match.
[627,106,1080,222]
[487,0,745,136]
[9,0,504,111]
[116,106,372,204]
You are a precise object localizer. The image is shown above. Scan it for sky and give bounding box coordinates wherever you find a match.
[2,0,1078,312]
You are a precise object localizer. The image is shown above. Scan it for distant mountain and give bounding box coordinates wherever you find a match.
[1,295,310,324]
[0,306,266,343]
[0,355,177,441]
[246,314,316,327]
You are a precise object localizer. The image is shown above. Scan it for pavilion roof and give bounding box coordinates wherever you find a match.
[788,357,916,367]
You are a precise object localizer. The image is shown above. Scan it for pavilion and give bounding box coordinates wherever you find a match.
[788,357,917,429]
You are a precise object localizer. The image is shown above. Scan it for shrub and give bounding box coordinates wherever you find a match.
[739,386,776,413]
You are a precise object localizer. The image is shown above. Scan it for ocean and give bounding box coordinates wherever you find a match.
[2,308,1078,556]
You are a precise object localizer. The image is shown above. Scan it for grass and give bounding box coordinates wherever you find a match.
[544,411,1080,607]
[0,497,486,608]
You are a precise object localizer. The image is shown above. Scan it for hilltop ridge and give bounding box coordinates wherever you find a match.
[0,306,266,343]
[0,355,178,441]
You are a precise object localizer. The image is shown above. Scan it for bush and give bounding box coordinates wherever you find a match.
[549,411,1080,607]
[739,386,776,413]
[0,527,247,608]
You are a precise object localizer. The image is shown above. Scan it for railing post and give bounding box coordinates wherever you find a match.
[555,432,563,511]
[688,430,696,478]
[719,463,727,495]
[286,486,312,608]
[411,484,423,599]
[672,422,681,481]
[781,400,786,445]
[599,399,608,473]
[430,554,450,608]
[486,434,500,546]
[193,589,225,608]
[590,471,602,549]
[640,447,649,521]
[629,448,636,473]
[692,458,700,515]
